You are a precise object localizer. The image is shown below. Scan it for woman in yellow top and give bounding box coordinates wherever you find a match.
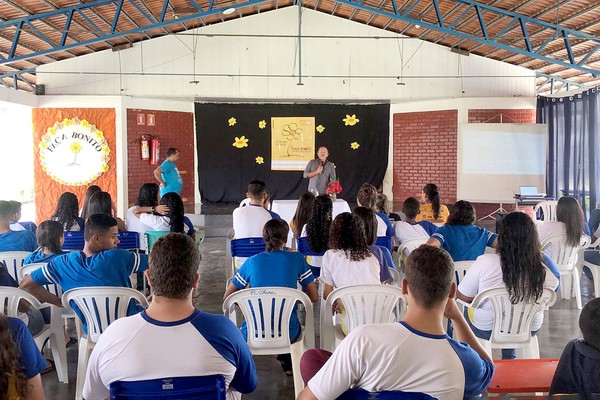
[415,183,449,223]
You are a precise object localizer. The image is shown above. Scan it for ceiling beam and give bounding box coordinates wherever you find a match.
[324,0,600,76]
[0,0,275,66]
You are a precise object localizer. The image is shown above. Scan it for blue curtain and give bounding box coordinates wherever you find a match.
[537,89,600,218]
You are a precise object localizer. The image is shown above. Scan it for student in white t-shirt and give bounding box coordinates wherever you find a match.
[126,183,165,250]
[232,180,280,239]
[458,211,559,359]
[538,196,588,254]
[298,245,494,400]
[135,192,195,238]
[394,197,438,245]
[320,212,381,301]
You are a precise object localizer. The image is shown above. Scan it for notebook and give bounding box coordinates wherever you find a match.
[519,186,542,197]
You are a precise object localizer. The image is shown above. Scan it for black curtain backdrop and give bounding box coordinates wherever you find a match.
[537,89,600,218]
[196,103,390,204]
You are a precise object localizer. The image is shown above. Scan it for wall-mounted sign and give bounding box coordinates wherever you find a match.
[271,117,315,171]
[38,117,111,186]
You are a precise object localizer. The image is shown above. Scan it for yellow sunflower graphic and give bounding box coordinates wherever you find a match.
[233,136,249,148]
[343,114,360,126]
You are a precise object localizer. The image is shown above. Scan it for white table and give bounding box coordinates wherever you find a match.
[271,199,352,248]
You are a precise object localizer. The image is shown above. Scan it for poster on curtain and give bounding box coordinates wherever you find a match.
[271,117,315,171]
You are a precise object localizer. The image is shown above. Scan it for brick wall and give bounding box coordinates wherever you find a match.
[468,109,536,124]
[126,109,195,211]
[392,110,458,209]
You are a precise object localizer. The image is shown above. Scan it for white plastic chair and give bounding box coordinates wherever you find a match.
[0,286,68,383]
[62,287,149,400]
[541,234,591,309]
[581,236,600,299]
[225,228,235,284]
[19,263,81,339]
[468,287,556,359]
[222,287,314,398]
[453,261,474,288]
[395,238,428,271]
[0,251,31,283]
[534,201,559,222]
[320,285,405,353]
[388,267,400,287]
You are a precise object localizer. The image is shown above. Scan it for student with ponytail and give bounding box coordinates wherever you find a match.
[224,219,318,374]
[416,183,449,223]
[135,192,195,238]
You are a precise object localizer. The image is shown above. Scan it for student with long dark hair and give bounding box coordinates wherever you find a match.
[125,183,169,249]
[301,195,333,276]
[24,220,65,264]
[320,213,381,300]
[353,207,393,283]
[290,192,315,240]
[224,219,318,374]
[0,316,47,400]
[136,192,195,238]
[538,196,586,248]
[85,191,127,231]
[80,185,101,219]
[52,192,84,231]
[416,183,449,223]
[458,212,559,359]
[427,200,498,261]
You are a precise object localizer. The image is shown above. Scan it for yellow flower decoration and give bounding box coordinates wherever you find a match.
[228,117,237,126]
[258,120,267,129]
[282,123,302,140]
[351,142,360,150]
[255,156,264,164]
[233,136,249,148]
[80,120,90,128]
[62,118,73,126]
[316,125,325,133]
[39,140,47,149]
[343,114,360,126]
[102,147,110,154]
[101,163,109,172]
[48,127,56,135]
[70,142,82,153]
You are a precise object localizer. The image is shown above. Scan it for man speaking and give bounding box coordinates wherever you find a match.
[303,147,336,195]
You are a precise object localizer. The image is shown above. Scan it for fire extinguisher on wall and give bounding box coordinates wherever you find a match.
[140,135,150,160]
[150,137,160,165]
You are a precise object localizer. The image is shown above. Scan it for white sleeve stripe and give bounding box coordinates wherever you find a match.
[299,270,312,282]
[131,253,140,273]
[234,273,247,287]
[40,265,56,284]
[432,233,444,243]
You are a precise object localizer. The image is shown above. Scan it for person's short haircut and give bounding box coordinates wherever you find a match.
[446,200,476,226]
[405,245,454,308]
[402,197,421,219]
[166,147,180,157]
[580,297,600,350]
[8,201,21,213]
[357,183,377,209]
[0,201,12,219]
[149,233,200,299]
[263,219,289,252]
[247,180,267,200]
[36,220,64,254]
[84,213,117,241]
[374,193,389,214]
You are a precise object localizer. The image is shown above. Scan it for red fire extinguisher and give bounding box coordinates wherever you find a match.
[140,135,150,160]
[150,137,160,165]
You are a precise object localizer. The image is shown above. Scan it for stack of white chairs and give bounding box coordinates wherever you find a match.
[534,201,559,222]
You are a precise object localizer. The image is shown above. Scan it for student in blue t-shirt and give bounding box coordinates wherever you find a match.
[224,218,318,375]
[1,316,47,399]
[24,220,65,265]
[0,200,37,252]
[20,213,148,332]
[153,147,183,197]
[427,200,498,261]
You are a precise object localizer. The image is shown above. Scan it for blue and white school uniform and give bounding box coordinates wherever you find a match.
[139,214,196,236]
[30,250,148,331]
[307,322,494,400]
[24,249,64,265]
[83,309,257,400]
[232,250,314,341]
[431,225,497,261]
[7,317,48,378]
[394,220,437,244]
[375,212,394,238]
[0,230,37,252]
[232,204,280,239]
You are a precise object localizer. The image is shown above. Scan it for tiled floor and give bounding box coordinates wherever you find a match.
[40,212,593,400]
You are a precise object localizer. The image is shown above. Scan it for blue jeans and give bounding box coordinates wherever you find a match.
[589,209,600,235]
[464,309,538,359]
